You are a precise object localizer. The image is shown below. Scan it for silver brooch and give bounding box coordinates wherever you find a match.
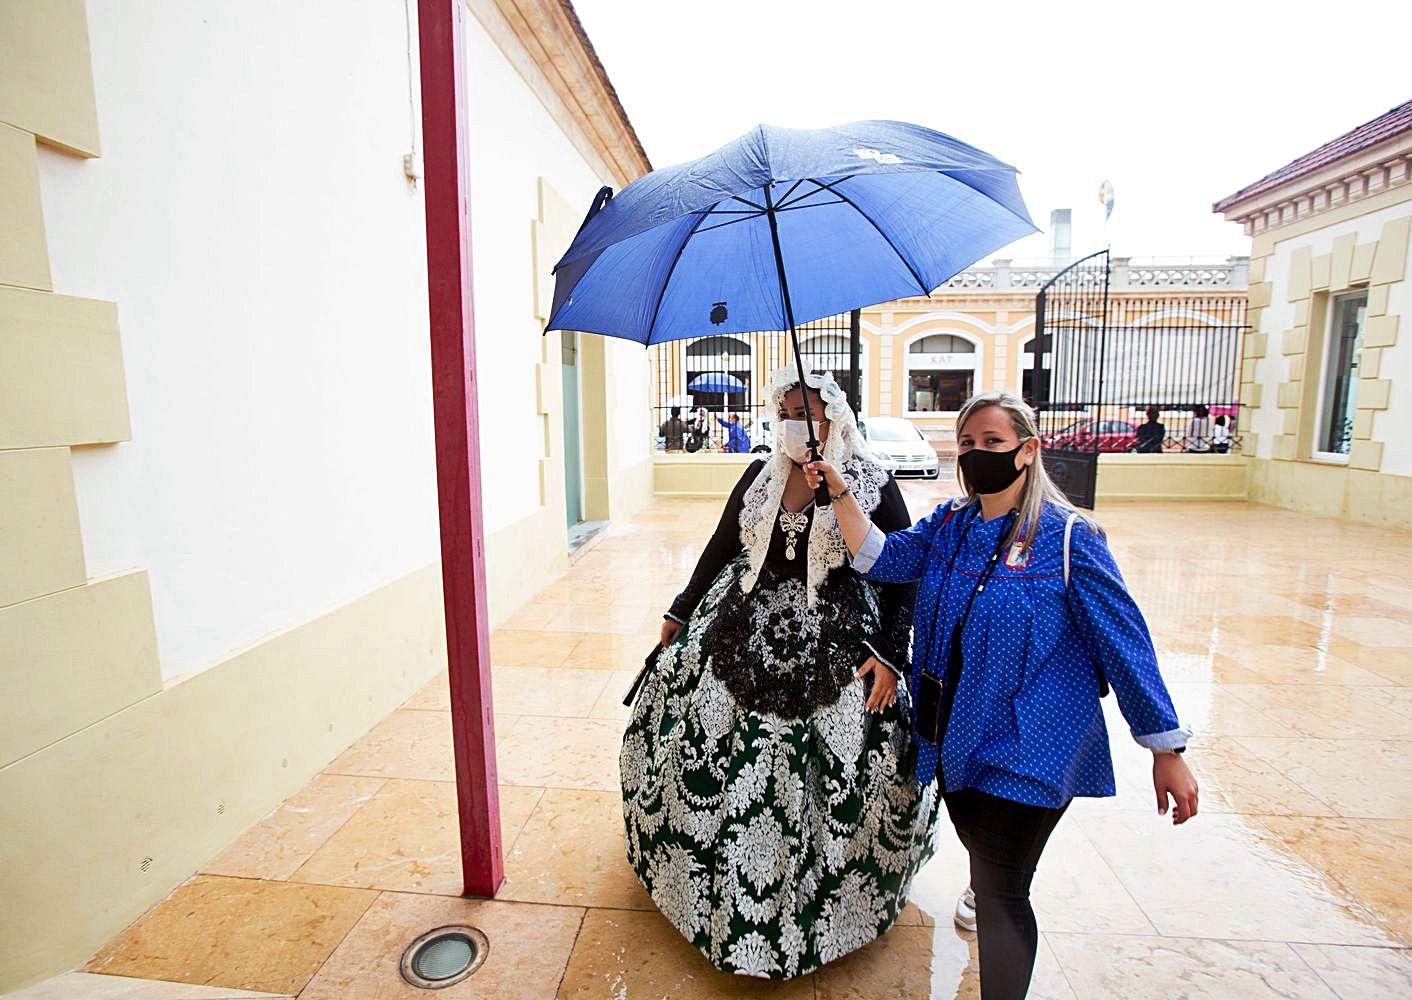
[779,510,809,560]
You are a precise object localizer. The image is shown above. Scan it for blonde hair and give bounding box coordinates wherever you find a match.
[954,390,1097,552]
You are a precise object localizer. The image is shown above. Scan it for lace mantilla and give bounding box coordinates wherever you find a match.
[739,367,888,606]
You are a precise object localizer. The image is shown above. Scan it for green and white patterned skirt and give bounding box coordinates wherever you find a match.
[620,554,939,980]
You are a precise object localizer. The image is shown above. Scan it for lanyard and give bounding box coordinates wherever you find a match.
[923,507,1016,678]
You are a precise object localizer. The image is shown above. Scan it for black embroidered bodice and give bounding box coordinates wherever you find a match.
[667,459,918,671]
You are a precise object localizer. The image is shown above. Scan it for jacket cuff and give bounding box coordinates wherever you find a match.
[851,524,886,573]
[664,611,687,626]
[1134,722,1192,751]
[861,640,904,678]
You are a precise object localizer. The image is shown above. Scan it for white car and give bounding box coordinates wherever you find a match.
[859,415,941,479]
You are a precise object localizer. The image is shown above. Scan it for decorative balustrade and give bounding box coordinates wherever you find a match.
[938,256,1249,292]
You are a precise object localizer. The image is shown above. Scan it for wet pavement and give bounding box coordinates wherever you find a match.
[46,481,1412,999]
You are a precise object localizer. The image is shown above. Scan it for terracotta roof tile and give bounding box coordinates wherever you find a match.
[1214,99,1412,211]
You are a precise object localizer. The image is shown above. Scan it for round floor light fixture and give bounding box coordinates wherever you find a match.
[399,925,488,989]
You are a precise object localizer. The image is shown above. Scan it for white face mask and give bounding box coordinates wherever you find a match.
[777,419,817,463]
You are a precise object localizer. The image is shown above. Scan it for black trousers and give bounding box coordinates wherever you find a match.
[944,787,1070,1000]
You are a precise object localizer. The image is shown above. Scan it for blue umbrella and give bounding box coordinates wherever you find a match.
[687,372,747,394]
[547,120,1036,504]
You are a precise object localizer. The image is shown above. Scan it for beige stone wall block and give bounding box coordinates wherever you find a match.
[1355,377,1391,410]
[1293,300,1310,327]
[1244,333,1267,359]
[1094,454,1248,501]
[1348,440,1384,471]
[0,0,101,155]
[1287,356,1305,383]
[0,448,85,608]
[1329,233,1355,291]
[1247,306,1264,333]
[1244,383,1263,408]
[1242,430,1259,456]
[1287,246,1312,301]
[1370,216,1410,285]
[1273,434,1297,461]
[1281,328,1307,356]
[0,571,162,769]
[0,287,130,448]
[1367,284,1390,316]
[0,564,447,990]
[1352,409,1375,440]
[1248,281,1272,309]
[1309,253,1331,291]
[1359,347,1381,379]
[1350,241,1376,284]
[1249,255,1267,284]
[0,124,51,289]
[1281,409,1300,435]
[1276,382,1303,409]
[1240,358,1258,383]
[1344,467,1412,531]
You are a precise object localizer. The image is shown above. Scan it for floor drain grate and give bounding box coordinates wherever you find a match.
[400,925,488,990]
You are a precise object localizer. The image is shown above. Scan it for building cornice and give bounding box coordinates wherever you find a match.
[465,0,652,189]
[1214,134,1412,239]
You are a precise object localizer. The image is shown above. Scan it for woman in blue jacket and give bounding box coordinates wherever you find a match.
[805,390,1197,1000]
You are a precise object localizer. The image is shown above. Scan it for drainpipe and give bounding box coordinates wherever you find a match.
[418,0,503,897]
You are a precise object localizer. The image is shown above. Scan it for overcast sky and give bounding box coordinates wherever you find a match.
[572,0,1410,264]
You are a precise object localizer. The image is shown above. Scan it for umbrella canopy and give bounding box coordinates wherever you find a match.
[687,372,747,394]
[546,120,1036,345]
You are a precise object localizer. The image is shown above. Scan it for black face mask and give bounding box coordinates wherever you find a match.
[958,445,1026,495]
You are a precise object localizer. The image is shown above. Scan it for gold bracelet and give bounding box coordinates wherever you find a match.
[830,485,851,502]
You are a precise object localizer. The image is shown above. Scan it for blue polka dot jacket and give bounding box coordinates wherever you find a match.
[853,497,1190,807]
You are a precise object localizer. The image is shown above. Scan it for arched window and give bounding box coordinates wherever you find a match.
[684,335,752,408]
[905,332,978,413]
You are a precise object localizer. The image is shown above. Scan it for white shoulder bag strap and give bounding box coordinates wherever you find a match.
[1063,511,1079,588]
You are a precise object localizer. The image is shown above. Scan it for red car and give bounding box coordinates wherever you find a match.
[1043,419,1138,452]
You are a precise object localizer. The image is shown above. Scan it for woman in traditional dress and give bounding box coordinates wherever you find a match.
[620,368,938,979]
[806,390,1198,1000]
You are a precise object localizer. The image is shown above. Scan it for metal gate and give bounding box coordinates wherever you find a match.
[1031,250,1110,508]
[652,310,862,453]
[1031,250,1247,508]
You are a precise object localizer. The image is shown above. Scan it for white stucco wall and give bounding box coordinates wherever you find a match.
[1254,202,1412,473]
[38,0,648,677]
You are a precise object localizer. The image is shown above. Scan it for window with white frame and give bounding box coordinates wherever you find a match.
[906,333,977,412]
[1315,292,1367,458]
[800,333,866,412]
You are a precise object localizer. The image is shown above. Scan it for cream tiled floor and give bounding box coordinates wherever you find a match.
[65,486,1412,998]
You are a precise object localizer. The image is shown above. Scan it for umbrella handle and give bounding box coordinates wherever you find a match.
[809,444,833,508]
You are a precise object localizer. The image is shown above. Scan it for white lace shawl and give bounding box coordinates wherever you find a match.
[738,367,889,606]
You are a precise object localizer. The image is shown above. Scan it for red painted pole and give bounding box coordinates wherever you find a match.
[417,0,502,897]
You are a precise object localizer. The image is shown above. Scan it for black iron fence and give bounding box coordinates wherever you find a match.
[1032,250,1247,506]
[651,311,861,453]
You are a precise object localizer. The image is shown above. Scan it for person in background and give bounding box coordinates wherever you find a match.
[1184,404,1212,454]
[659,406,688,451]
[1212,414,1231,454]
[717,412,750,453]
[1134,406,1165,453]
[687,406,710,452]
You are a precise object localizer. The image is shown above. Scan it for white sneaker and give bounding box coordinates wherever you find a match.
[953,885,977,932]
